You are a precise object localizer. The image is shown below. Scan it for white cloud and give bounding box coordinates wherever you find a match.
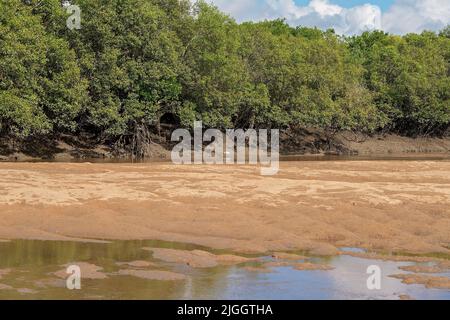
[308,0,342,16]
[382,0,450,34]
[208,0,450,35]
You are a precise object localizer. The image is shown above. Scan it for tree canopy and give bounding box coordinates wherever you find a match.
[1,0,449,147]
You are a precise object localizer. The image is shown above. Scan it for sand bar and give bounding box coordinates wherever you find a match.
[0,161,449,255]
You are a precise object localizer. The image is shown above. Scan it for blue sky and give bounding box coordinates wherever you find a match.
[210,0,450,35]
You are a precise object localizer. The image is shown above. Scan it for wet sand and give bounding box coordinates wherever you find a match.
[389,274,450,289]
[143,248,252,268]
[0,161,449,257]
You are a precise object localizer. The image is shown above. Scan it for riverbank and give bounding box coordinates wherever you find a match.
[1,132,449,162]
[0,161,449,256]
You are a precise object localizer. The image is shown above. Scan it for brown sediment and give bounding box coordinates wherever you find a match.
[17,288,38,294]
[54,262,108,280]
[0,283,13,290]
[243,266,272,273]
[116,261,157,268]
[293,262,334,271]
[34,278,65,288]
[264,261,297,268]
[399,294,414,300]
[263,261,333,271]
[335,134,450,156]
[272,252,308,260]
[438,260,450,269]
[145,248,218,268]
[398,265,449,274]
[215,254,254,265]
[0,269,10,280]
[308,244,340,256]
[144,248,252,268]
[390,274,450,289]
[117,269,186,281]
[0,161,449,256]
[341,251,448,263]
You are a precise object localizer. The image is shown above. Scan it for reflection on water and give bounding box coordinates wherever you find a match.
[0,240,448,300]
[5,153,450,164]
[280,154,450,162]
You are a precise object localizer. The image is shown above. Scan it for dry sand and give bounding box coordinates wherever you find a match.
[0,161,449,256]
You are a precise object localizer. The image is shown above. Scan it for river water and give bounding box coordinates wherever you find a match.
[0,240,448,300]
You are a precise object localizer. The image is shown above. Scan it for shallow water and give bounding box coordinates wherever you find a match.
[0,240,448,300]
[4,153,450,163]
[280,154,450,162]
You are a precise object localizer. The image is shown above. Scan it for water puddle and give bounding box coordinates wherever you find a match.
[0,240,448,300]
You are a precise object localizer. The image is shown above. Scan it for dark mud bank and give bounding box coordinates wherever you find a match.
[1,129,450,162]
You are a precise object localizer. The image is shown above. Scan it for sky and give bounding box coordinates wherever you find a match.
[208,0,450,35]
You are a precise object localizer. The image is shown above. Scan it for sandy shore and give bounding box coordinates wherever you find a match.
[0,161,449,255]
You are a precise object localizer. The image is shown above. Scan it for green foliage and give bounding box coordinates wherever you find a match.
[440,26,450,39]
[349,30,450,135]
[0,0,448,143]
[63,0,184,138]
[240,21,383,132]
[0,0,85,136]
